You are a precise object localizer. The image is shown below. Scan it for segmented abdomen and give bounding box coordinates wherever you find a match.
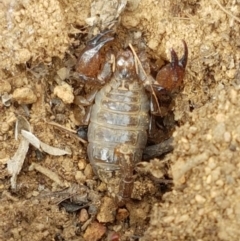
[87,78,150,176]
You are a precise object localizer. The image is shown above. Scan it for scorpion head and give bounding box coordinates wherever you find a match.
[114,49,137,81]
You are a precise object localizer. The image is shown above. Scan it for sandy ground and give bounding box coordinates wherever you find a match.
[0,0,240,240]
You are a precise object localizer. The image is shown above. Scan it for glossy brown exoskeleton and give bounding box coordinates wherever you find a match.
[148,41,188,144]
[76,30,114,85]
[76,31,188,205]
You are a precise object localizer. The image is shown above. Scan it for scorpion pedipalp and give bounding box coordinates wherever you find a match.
[76,30,114,84]
[87,29,114,46]
[156,40,188,93]
[148,41,188,143]
[178,40,188,68]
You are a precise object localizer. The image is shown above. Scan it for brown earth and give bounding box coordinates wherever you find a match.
[0,0,239,240]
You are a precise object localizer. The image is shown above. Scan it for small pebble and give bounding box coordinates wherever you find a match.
[1,122,10,134]
[162,216,175,223]
[216,179,224,187]
[224,131,231,142]
[83,222,106,241]
[195,194,206,204]
[53,83,74,104]
[198,208,205,216]
[97,182,107,192]
[12,87,37,104]
[147,39,159,50]
[1,93,12,106]
[204,166,211,174]
[75,171,86,184]
[215,113,226,123]
[212,122,226,142]
[226,69,236,79]
[112,224,122,232]
[116,208,129,221]
[181,137,188,143]
[0,80,11,94]
[97,197,117,223]
[32,191,39,197]
[189,126,198,134]
[84,164,94,179]
[177,214,189,222]
[193,184,201,191]
[78,159,87,170]
[79,208,89,223]
[56,67,69,81]
[211,168,220,181]
[229,89,237,104]
[107,231,120,241]
[206,174,212,184]
[208,157,217,169]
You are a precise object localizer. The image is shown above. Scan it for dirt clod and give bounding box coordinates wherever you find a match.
[0,80,11,94]
[126,201,150,225]
[12,87,37,104]
[75,171,86,184]
[83,221,107,241]
[84,164,94,179]
[78,159,87,170]
[53,84,74,104]
[97,197,117,223]
[79,208,89,223]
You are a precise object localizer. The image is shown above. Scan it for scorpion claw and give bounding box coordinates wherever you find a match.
[156,40,188,93]
[178,40,188,68]
[170,48,179,68]
[76,30,114,81]
[88,29,114,49]
[87,30,114,53]
[88,29,111,45]
[91,36,114,53]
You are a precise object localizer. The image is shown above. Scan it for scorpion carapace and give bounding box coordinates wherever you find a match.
[76,31,188,205]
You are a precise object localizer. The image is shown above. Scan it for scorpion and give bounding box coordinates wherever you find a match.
[75,30,188,205]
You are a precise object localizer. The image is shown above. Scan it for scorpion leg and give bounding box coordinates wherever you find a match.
[143,137,174,160]
[81,89,99,125]
[74,88,99,127]
[148,113,173,144]
[77,126,88,141]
